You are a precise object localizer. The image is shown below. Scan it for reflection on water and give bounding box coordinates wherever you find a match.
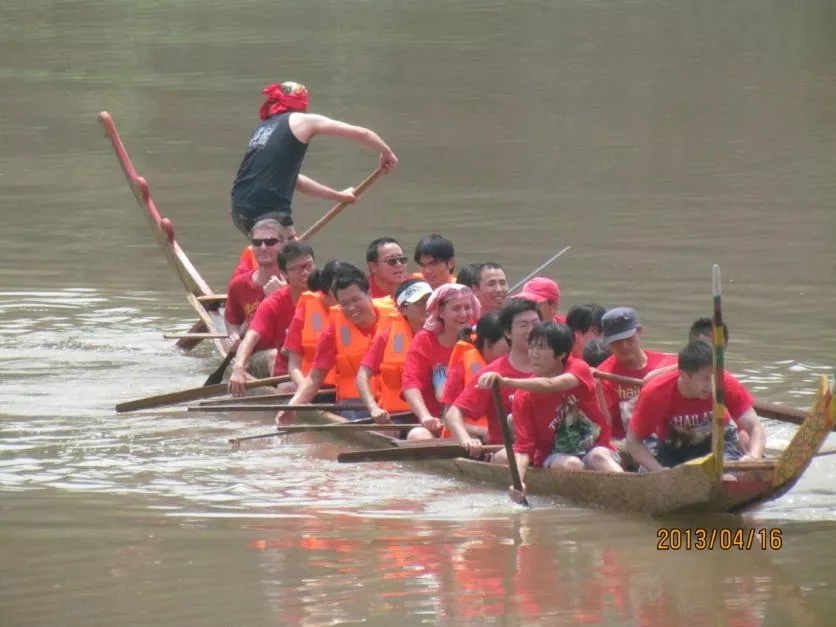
[2,0,836,624]
[2,491,835,627]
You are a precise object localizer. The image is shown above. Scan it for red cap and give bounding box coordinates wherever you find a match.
[519,277,560,305]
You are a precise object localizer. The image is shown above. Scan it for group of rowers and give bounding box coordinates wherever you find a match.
[222,80,767,500]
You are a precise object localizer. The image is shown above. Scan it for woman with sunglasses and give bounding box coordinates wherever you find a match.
[365,237,409,299]
[402,284,481,441]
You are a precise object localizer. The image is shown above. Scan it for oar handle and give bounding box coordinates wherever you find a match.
[300,167,386,240]
[508,245,571,295]
[592,370,644,387]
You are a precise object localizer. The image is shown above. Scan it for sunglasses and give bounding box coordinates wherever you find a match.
[382,256,408,267]
[251,238,279,247]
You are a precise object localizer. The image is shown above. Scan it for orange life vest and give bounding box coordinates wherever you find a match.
[377,312,414,412]
[331,298,394,400]
[299,292,335,386]
[239,245,257,272]
[445,341,489,430]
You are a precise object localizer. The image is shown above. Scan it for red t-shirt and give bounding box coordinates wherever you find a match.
[360,327,391,373]
[511,357,612,466]
[311,317,378,372]
[554,314,566,324]
[452,354,532,445]
[225,272,265,326]
[368,275,392,300]
[441,361,467,406]
[630,369,754,445]
[248,286,295,355]
[283,301,306,355]
[596,350,677,439]
[401,330,455,417]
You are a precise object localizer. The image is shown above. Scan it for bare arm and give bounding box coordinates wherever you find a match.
[735,408,766,459]
[404,388,441,433]
[228,329,262,396]
[274,368,326,426]
[625,432,664,472]
[289,113,398,170]
[286,350,305,386]
[296,173,355,203]
[356,366,389,423]
[477,371,579,394]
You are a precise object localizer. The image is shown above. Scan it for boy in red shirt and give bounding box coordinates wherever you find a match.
[484,321,622,502]
[626,340,766,471]
[595,307,677,439]
[446,297,540,463]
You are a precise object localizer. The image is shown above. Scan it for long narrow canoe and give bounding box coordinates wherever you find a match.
[102,111,835,517]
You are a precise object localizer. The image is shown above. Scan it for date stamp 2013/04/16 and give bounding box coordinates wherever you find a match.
[657,527,783,551]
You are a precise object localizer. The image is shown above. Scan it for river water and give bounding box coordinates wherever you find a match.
[2,0,835,625]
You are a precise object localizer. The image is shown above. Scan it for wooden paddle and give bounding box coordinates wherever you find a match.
[115,375,289,413]
[299,167,385,240]
[198,390,310,407]
[492,380,529,507]
[591,370,834,431]
[229,422,421,447]
[338,442,503,463]
[508,245,571,295]
[189,403,348,413]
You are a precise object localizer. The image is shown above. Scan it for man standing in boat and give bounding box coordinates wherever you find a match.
[445,297,541,462]
[626,340,766,471]
[230,81,399,235]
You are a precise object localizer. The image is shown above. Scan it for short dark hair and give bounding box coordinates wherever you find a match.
[456,263,484,289]
[414,234,455,264]
[331,265,370,297]
[473,311,504,352]
[278,241,314,271]
[566,304,607,334]
[478,262,504,286]
[528,321,573,363]
[366,237,400,263]
[498,297,540,334]
[678,340,713,374]
[582,339,612,368]
[689,317,729,345]
[308,259,354,294]
[276,212,294,228]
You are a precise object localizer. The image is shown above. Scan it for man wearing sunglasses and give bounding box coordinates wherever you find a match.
[231,81,398,235]
[225,218,288,349]
[366,237,408,300]
[229,241,317,394]
[230,213,298,280]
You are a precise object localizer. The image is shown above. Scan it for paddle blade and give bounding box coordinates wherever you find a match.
[203,351,236,387]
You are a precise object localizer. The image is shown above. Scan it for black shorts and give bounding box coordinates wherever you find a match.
[230,210,291,237]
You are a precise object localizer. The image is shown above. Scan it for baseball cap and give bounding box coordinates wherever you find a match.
[519,277,560,304]
[601,307,641,344]
[396,280,433,307]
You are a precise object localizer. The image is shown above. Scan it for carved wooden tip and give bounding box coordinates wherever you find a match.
[160,218,175,243]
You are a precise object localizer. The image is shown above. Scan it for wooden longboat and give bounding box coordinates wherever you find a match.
[100,111,836,517]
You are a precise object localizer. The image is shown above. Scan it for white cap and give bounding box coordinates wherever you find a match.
[396,281,433,307]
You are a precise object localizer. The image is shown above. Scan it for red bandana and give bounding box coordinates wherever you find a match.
[259,81,309,120]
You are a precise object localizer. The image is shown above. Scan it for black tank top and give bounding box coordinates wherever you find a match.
[230,112,309,217]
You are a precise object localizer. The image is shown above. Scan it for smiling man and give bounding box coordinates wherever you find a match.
[274,266,393,425]
[366,237,408,300]
[473,262,509,315]
[413,234,456,289]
